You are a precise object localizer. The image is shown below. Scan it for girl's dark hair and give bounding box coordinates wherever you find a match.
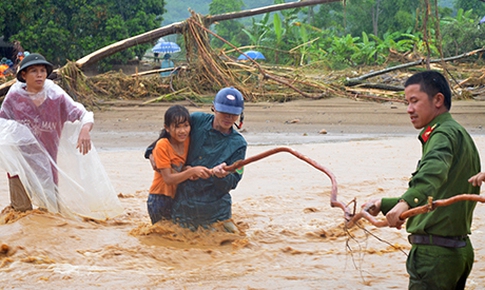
[144,105,190,159]
[158,105,190,139]
[404,70,452,110]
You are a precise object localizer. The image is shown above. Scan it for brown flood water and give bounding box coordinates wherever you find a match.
[1,99,485,289]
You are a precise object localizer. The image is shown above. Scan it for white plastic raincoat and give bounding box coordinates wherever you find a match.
[0,80,123,220]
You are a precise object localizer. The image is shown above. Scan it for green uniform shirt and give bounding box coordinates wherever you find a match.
[381,112,480,236]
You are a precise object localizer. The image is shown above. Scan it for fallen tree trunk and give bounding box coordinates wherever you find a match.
[0,79,15,97]
[351,82,404,91]
[76,23,184,69]
[208,0,342,23]
[345,47,485,86]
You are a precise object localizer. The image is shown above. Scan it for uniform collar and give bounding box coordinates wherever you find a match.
[418,112,451,143]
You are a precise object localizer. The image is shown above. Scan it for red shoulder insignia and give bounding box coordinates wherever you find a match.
[421,124,437,143]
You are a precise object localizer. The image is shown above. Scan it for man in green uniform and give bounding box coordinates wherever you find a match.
[366,70,480,289]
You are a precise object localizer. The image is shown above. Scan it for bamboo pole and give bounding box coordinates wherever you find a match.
[142,87,189,104]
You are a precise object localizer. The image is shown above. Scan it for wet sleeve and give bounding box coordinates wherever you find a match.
[213,145,246,192]
[153,139,172,169]
[381,197,400,214]
[57,85,93,125]
[0,93,14,119]
[402,132,453,208]
[381,132,453,215]
[0,103,9,119]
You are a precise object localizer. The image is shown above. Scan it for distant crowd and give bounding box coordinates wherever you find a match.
[0,51,29,77]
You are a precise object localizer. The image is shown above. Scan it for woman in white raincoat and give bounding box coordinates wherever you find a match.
[0,53,123,220]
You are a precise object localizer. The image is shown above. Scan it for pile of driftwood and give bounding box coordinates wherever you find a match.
[1,52,484,108]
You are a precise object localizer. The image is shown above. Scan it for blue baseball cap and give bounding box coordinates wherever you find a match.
[213,87,244,115]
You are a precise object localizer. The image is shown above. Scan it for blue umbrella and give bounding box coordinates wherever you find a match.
[152,40,181,54]
[237,50,266,60]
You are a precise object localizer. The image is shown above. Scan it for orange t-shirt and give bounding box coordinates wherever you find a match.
[149,137,190,197]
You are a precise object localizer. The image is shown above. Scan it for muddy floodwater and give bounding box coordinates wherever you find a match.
[1,98,485,289]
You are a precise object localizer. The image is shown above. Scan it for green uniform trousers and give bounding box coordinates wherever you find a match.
[406,237,474,290]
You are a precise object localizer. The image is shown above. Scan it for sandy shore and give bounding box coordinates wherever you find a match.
[1,97,485,289]
[91,97,485,149]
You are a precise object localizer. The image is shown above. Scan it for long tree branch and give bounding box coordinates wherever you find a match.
[208,0,342,23]
[75,22,185,69]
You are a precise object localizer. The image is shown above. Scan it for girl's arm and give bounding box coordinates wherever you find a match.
[158,166,212,185]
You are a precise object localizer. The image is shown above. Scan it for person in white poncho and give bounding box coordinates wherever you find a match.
[0,53,123,220]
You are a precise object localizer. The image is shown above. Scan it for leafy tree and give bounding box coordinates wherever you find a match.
[453,0,485,17]
[327,34,361,67]
[0,0,37,40]
[209,0,248,47]
[252,0,306,65]
[162,0,274,26]
[441,8,485,56]
[376,0,419,36]
[242,13,271,47]
[2,0,165,69]
[272,13,286,63]
[311,2,346,35]
[313,0,419,38]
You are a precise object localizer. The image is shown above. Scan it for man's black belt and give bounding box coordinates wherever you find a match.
[408,234,467,248]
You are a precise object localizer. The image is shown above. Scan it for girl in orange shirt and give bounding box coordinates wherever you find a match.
[147,105,211,224]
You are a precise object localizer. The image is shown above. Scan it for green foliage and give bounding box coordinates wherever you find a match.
[2,0,165,69]
[0,0,37,40]
[377,0,420,35]
[313,0,419,38]
[352,32,380,65]
[246,0,312,65]
[453,0,485,17]
[3,0,485,73]
[209,0,248,47]
[241,13,270,46]
[311,2,345,35]
[162,0,275,26]
[441,8,485,57]
[272,13,285,62]
[328,34,362,67]
[291,24,310,65]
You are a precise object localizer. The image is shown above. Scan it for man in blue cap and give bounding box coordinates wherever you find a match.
[171,87,246,232]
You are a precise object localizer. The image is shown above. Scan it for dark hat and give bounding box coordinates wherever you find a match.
[213,87,244,115]
[16,53,53,82]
